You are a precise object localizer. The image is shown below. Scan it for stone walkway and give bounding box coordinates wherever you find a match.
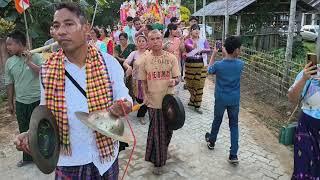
[0,76,293,180]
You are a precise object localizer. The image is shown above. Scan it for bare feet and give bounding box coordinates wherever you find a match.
[153,167,163,175]
[16,160,32,167]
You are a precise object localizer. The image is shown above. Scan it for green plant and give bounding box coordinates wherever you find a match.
[0,17,15,38]
[303,42,316,53]
[292,38,305,59]
[180,6,191,22]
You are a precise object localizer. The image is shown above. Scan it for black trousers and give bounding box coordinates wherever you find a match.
[15,100,40,161]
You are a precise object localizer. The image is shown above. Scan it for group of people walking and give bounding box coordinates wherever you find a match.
[4,2,319,180]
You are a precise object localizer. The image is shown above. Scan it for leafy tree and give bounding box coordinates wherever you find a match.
[0,0,122,47]
[0,18,15,38]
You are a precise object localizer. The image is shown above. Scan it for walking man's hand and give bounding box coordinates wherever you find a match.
[14,132,31,155]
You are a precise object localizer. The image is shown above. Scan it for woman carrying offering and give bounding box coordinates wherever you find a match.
[123,35,149,124]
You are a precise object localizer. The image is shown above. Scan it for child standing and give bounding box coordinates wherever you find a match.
[205,36,244,164]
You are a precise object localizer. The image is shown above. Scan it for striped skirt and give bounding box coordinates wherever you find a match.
[292,112,320,180]
[55,159,119,180]
[145,108,173,167]
[185,58,207,108]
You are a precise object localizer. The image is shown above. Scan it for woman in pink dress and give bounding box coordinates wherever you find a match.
[163,23,185,79]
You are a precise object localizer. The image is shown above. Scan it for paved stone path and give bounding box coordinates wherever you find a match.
[0,76,293,180]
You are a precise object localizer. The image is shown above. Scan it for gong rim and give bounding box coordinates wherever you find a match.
[29,105,60,174]
[162,94,185,130]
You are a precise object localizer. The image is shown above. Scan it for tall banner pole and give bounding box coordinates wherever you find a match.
[91,1,98,28]
[22,2,31,49]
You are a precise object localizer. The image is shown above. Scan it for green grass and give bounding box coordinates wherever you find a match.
[303,41,316,53]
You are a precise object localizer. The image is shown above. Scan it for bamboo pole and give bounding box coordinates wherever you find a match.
[91,0,98,28]
[30,42,58,53]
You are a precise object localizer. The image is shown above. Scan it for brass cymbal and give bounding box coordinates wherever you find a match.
[75,110,133,144]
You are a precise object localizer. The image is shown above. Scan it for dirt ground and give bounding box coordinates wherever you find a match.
[240,76,295,136]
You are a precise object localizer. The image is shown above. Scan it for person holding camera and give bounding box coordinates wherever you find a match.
[5,31,43,167]
[205,36,244,164]
[288,54,320,180]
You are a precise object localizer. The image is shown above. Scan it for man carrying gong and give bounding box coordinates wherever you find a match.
[138,29,180,175]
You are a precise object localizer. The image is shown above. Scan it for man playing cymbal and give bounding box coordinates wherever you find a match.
[14,3,132,179]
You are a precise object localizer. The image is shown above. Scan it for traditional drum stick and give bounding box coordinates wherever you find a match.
[132,103,145,112]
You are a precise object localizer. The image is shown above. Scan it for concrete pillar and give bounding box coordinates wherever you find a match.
[222,17,225,42]
[237,15,241,36]
[312,14,316,25]
[224,0,229,38]
[284,0,297,89]
[203,0,206,25]
[301,13,305,26]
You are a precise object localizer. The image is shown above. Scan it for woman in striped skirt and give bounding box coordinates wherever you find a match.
[184,24,211,114]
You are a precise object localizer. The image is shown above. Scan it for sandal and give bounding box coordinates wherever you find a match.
[194,107,203,114]
[139,117,146,125]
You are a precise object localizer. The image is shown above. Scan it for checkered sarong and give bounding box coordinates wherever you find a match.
[55,158,119,180]
[41,45,115,161]
[145,108,173,167]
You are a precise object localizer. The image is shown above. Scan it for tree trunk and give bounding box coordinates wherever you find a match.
[283,0,297,90]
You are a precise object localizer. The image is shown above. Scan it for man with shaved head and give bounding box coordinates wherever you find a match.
[138,30,180,175]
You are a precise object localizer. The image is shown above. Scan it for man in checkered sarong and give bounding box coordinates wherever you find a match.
[138,30,180,175]
[14,2,132,179]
